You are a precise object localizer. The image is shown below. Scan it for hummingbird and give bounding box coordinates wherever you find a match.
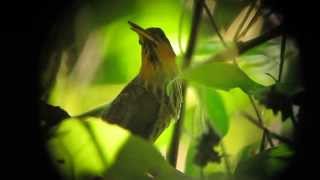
[101,21,182,142]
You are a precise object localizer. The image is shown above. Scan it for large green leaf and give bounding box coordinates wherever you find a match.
[195,40,225,56]
[198,87,229,137]
[47,117,195,180]
[182,62,266,95]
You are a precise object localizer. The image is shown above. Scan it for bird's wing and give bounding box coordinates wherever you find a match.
[165,79,183,120]
[101,77,161,139]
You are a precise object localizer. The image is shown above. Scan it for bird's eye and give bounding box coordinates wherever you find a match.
[159,31,166,39]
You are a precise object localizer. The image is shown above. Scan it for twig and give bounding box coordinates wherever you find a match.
[265,73,278,83]
[289,107,298,128]
[203,2,228,48]
[260,133,267,151]
[248,95,274,150]
[242,112,294,146]
[278,35,299,129]
[278,34,286,81]
[237,25,282,54]
[204,14,282,65]
[182,0,204,69]
[238,4,262,39]
[233,0,258,41]
[208,25,282,64]
[167,0,205,167]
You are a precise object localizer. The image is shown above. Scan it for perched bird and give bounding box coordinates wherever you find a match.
[101,21,182,142]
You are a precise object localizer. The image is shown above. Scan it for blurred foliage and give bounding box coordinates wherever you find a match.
[48,118,194,180]
[234,144,294,180]
[181,61,266,94]
[41,0,300,179]
[193,124,221,166]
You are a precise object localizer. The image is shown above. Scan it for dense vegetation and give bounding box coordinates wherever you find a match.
[39,0,304,179]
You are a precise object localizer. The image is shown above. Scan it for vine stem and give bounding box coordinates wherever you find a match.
[238,3,262,39]
[278,34,286,82]
[237,25,282,54]
[242,112,294,146]
[248,95,274,151]
[233,0,258,41]
[278,34,299,129]
[203,2,227,47]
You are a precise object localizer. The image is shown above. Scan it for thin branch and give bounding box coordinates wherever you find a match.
[242,112,294,146]
[237,25,282,54]
[182,0,204,69]
[204,14,282,65]
[260,133,267,151]
[234,0,258,41]
[265,73,278,83]
[278,35,298,130]
[248,95,274,149]
[238,4,262,39]
[289,106,298,128]
[278,34,286,81]
[168,0,282,168]
[203,2,228,48]
[208,25,282,63]
[167,0,205,167]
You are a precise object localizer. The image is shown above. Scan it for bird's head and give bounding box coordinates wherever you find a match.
[129,21,178,83]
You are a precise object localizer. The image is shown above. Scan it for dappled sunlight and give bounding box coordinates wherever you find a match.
[48,118,130,179]
[69,30,105,88]
[48,117,193,180]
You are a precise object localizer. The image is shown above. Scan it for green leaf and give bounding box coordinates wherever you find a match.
[234,144,294,180]
[104,136,192,180]
[238,54,278,86]
[195,40,225,56]
[48,117,195,180]
[198,87,229,137]
[182,62,266,95]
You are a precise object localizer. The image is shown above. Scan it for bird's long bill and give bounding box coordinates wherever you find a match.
[128,21,156,43]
